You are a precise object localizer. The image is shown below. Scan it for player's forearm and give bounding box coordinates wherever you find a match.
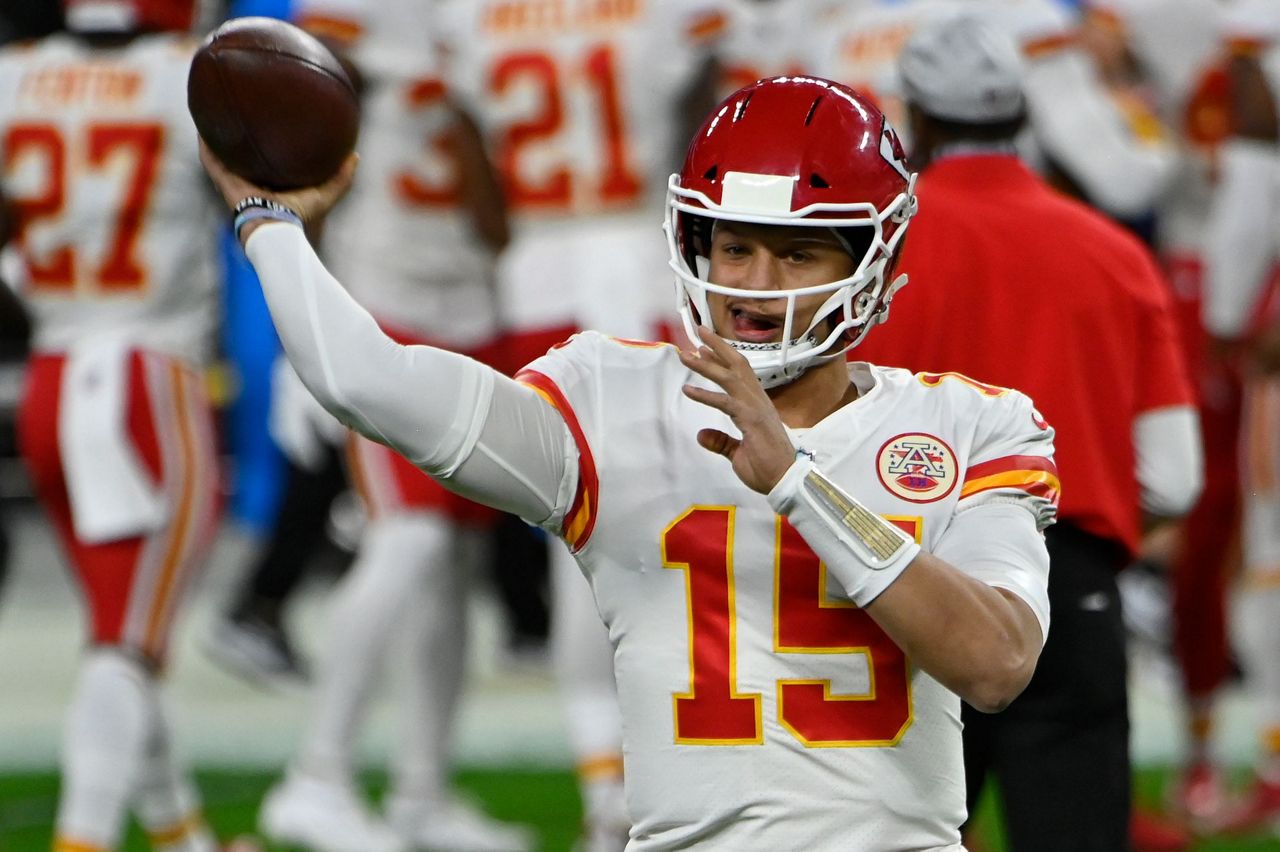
[242,221,570,523]
[768,460,1046,712]
[864,556,1041,713]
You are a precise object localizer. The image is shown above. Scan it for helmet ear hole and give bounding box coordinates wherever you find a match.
[809,173,829,189]
[703,165,719,182]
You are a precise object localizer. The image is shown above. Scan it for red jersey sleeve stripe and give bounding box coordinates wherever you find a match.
[687,10,728,43]
[515,369,599,552]
[296,14,364,45]
[962,455,1061,504]
[1023,32,1075,58]
[960,472,1061,505]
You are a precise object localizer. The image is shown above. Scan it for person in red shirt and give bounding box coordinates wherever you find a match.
[854,16,1203,851]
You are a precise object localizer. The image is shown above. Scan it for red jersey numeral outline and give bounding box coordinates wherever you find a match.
[662,506,920,747]
[4,121,165,293]
[393,78,463,208]
[488,44,642,211]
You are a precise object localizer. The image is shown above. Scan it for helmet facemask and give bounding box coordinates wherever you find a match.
[665,170,917,390]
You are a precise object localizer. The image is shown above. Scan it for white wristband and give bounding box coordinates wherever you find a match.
[768,456,920,606]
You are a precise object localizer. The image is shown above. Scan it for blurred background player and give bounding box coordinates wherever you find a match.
[1079,0,1280,833]
[205,355,349,687]
[252,0,532,849]
[436,2,727,847]
[806,0,1176,224]
[204,0,358,689]
[1077,0,1246,830]
[854,16,1201,850]
[713,0,836,97]
[0,0,225,849]
[1194,0,1280,833]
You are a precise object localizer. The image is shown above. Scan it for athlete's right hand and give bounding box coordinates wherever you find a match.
[199,140,358,243]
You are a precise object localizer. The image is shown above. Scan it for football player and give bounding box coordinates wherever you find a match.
[247,0,530,850]
[1078,0,1245,830]
[435,2,728,845]
[0,0,222,849]
[1199,0,1280,832]
[204,73,1057,849]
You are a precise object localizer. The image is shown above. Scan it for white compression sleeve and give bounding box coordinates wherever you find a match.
[1024,50,1175,218]
[1133,405,1203,518]
[1203,139,1280,339]
[244,222,574,526]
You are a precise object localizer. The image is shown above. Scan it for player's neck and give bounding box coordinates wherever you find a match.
[767,357,859,428]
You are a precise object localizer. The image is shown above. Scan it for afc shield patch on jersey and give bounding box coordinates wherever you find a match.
[876,433,958,503]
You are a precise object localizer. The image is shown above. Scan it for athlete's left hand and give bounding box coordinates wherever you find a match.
[680,326,796,494]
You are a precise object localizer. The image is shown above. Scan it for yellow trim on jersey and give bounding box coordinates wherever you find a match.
[54,839,107,852]
[577,753,625,781]
[145,810,205,845]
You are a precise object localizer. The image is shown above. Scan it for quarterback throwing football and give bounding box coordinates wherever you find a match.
[204,76,1057,850]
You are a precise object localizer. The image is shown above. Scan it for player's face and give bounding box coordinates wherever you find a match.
[706,222,855,344]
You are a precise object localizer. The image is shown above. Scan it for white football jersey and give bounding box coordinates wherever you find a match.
[439,0,726,225]
[0,33,219,362]
[294,0,498,347]
[715,0,839,96]
[438,0,728,341]
[519,332,1056,850]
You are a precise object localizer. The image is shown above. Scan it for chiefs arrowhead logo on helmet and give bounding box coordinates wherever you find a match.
[879,119,911,181]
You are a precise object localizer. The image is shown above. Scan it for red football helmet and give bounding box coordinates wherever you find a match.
[64,0,199,33]
[666,76,918,388]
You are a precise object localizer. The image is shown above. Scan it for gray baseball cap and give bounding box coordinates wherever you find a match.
[899,14,1027,123]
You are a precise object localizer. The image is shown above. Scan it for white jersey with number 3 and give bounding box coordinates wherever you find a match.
[294,0,498,348]
[0,33,219,362]
[516,332,1056,850]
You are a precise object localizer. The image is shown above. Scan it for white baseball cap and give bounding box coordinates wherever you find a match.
[899,14,1027,124]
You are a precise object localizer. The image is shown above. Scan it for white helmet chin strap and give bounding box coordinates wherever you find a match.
[728,334,823,390]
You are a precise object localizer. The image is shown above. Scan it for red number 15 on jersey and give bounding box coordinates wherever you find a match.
[662,506,920,747]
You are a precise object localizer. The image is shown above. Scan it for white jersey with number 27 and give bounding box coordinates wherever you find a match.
[0,32,218,362]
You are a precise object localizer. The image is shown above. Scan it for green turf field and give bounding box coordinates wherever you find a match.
[2,767,1279,850]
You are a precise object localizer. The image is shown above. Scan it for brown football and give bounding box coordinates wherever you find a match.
[187,17,359,190]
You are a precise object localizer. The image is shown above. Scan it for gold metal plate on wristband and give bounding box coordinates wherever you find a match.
[804,470,907,564]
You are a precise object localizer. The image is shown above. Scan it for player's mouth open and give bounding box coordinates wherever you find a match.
[730,307,784,343]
